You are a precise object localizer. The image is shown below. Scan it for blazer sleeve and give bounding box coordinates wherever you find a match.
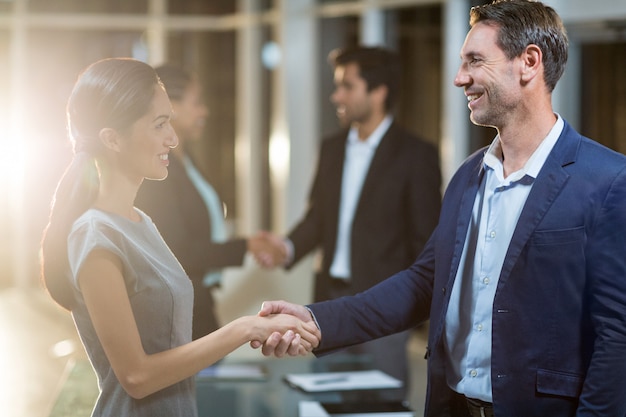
[308,226,437,354]
[285,139,332,267]
[578,166,626,414]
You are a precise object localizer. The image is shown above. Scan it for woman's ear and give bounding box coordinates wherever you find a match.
[98,128,122,152]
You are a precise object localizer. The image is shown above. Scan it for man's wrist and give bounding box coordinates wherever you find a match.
[282,238,295,266]
[304,306,321,331]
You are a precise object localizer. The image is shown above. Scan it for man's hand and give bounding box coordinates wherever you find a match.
[250,300,320,357]
[247,231,288,268]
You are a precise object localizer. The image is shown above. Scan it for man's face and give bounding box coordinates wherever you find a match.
[454,22,523,129]
[330,62,375,128]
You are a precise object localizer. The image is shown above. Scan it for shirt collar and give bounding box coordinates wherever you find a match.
[483,113,564,183]
[347,115,393,148]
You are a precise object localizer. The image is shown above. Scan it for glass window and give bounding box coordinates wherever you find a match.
[318,16,359,139]
[0,30,8,126]
[394,5,442,146]
[17,29,143,284]
[259,26,273,229]
[319,0,359,3]
[168,0,235,15]
[0,29,11,289]
[167,31,238,217]
[167,0,273,15]
[25,28,144,144]
[255,0,274,12]
[166,27,274,227]
[27,0,148,13]
[581,42,626,154]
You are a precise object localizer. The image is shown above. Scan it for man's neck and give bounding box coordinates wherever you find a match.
[498,111,557,177]
[353,113,388,141]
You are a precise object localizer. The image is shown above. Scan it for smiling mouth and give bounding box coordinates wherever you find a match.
[466,93,482,103]
[159,154,169,161]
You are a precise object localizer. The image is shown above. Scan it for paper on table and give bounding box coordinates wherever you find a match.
[285,370,402,392]
[299,401,414,417]
[197,364,267,381]
[299,401,329,417]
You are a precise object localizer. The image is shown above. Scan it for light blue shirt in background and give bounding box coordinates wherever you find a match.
[444,115,564,402]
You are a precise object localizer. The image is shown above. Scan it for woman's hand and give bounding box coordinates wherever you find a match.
[249,300,321,357]
[246,312,320,356]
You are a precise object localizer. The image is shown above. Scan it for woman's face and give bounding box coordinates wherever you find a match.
[118,85,178,181]
[170,79,208,143]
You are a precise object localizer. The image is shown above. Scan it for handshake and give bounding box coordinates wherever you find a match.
[250,300,321,357]
[246,231,291,269]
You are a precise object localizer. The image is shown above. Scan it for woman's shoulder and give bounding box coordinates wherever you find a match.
[73,209,126,233]
[71,208,157,247]
[75,207,152,227]
[70,209,125,250]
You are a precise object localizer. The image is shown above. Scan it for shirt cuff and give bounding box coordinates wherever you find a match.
[304,306,321,332]
[282,238,295,266]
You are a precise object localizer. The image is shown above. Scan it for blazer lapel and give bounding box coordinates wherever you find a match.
[498,123,580,286]
[356,122,398,205]
[325,133,348,249]
[448,154,487,288]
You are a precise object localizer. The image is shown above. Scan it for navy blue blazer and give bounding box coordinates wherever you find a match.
[309,121,626,416]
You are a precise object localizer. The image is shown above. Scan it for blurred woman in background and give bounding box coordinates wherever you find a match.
[136,64,287,340]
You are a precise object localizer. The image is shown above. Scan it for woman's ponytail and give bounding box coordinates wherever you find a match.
[41,151,99,310]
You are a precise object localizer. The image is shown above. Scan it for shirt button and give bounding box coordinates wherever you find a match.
[483,277,490,285]
[470,369,478,377]
[476,324,483,331]
[489,230,496,238]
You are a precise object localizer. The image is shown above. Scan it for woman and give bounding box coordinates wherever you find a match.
[40,57,318,417]
[135,65,286,340]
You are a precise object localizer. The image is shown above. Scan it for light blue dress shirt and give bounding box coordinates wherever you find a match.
[444,115,564,402]
[329,116,392,279]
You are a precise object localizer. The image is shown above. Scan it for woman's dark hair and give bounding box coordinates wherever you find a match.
[470,0,568,92]
[328,46,401,112]
[41,58,161,310]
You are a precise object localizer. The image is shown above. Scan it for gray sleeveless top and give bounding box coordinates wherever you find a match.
[68,208,197,417]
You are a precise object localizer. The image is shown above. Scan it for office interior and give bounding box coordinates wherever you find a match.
[0,0,624,416]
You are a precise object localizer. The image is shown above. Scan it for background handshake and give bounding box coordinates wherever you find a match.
[247,231,290,268]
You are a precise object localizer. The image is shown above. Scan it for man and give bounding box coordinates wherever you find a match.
[277,46,441,393]
[256,1,626,416]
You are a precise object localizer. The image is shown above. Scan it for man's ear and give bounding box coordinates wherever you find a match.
[520,44,542,84]
[370,84,388,109]
[98,128,122,152]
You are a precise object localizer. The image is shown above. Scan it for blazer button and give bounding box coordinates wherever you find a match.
[442,287,446,294]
